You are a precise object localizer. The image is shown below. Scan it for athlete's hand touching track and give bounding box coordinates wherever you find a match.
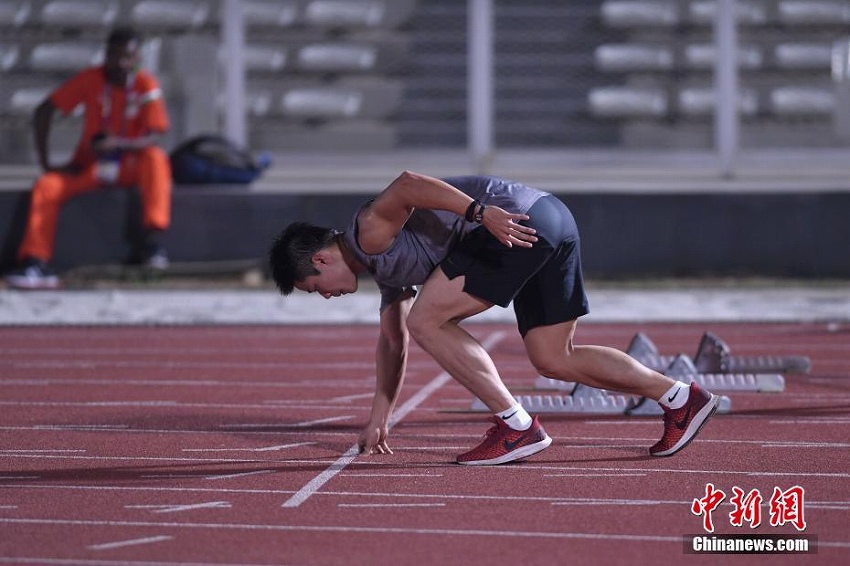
[481,205,538,248]
[358,423,392,455]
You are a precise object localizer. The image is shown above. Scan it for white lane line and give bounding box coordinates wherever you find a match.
[126,502,231,514]
[6,484,850,511]
[0,505,17,509]
[337,503,446,508]
[526,465,850,479]
[0,516,680,543]
[0,450,85,454]
[281,331,507,509]
[33,424,130,430]
[205,470,274,481]
[0,400,368,410]
[3,516,843,549]
[142,470,285,481]
[182,442,315,453]
[88,535,173,550]
[0,476,40,480]
[0,401,177,407]
[0,377,378,388]
[341,473,444,478]
[551,500,662,506]
[769,419,850,425]
[329,393,375,403]
[221,416,353,429]
[761,442,850,448]
[3,454,306,464]
[545,473,647,477]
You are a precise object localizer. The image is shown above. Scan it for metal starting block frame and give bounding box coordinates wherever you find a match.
[470,394,632,415]
[628,331,810,374]
[469,391,732,416]
[533,353,785,394]
[468,329,803,416]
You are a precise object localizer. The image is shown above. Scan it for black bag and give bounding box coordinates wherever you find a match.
[170,134,271,184]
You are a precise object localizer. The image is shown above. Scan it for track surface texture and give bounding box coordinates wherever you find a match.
[1,322,848,565]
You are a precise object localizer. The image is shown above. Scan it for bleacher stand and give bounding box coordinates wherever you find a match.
[592,0,850,148]
[130,0,211,29]
[1,0,847,157]
[0,0,419,164]
[40,0,119,27]
[0,0,31,28]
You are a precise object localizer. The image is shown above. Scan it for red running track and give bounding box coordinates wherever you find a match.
[0,322,848,565]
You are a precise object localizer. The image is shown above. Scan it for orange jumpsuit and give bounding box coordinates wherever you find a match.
[18,66,171,263]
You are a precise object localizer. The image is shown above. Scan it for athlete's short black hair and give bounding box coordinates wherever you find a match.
[268,222,338,295]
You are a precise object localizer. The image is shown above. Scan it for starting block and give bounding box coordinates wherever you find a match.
[663,353,785,392]
[468,329,805,416]
[625,393,732,416]
[469,389,732,416]
[628,331,810,374]
[534,352,784,393]
[470,394,631,415]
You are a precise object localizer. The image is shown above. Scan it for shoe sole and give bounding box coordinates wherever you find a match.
[651,394,720,457]
[456,434,552,466]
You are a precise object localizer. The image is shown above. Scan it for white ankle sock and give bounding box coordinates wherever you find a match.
[659,381,690,410]
[497,404,532,431]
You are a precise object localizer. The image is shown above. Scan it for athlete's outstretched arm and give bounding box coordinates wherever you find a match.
[358,292,414,455]
[356,170,538,254]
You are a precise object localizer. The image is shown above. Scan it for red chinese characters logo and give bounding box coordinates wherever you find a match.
[769,485,807,531]
[692,483,726,533]
[729,486,763,528]
[692,484,807,533]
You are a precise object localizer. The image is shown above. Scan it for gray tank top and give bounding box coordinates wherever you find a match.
[343,175,546,309]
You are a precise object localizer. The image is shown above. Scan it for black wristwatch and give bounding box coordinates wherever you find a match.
[465,199,486,223]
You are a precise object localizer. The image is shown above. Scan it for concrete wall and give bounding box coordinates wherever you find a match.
[2,187,849,278]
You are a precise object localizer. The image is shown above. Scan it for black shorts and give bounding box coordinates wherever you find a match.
[441,194,589,336]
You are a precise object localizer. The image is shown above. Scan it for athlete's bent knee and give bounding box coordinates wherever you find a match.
[529,351,575,381]
[405,306,432,345]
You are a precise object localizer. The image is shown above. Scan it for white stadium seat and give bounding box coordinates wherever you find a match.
[297,43,378,73]
[588,86,669,118]
[9,87,52,115]
[771,87,835,116]
[601,1,679,27]
[305,0,386,28]
[0,0,30,27]
[677,86,759,116]
[241,45,288,72]
[594,44,674,72]
[131,0,209,28]
[40,0,118,27]
[687,0,768,25]
[281,88,364,119]
[684,44,763,70]
[303,0,416,29]
[279,77,403,120]
[0,43,19,72]
[217,89,273,117]
[239,0,298,27]
[29,42,104,72]
[775,43,833,69]
[777,1,850,25]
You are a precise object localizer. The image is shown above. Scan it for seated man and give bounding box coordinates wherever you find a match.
[5,26,171,290]
[269,171,720,465]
